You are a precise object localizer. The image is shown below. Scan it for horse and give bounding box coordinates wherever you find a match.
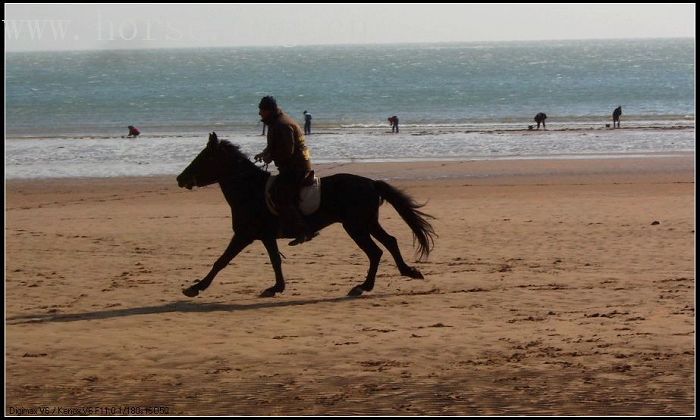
[176,132,436,298]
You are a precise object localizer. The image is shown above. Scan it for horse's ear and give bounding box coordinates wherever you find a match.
[208,132,219,146]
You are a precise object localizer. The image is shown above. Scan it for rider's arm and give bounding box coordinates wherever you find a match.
[255,146,271,163]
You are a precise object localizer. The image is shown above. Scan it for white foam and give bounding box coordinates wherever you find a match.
[5,127,695,179]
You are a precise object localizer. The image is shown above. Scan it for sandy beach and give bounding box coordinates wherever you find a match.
[5,155,695,415]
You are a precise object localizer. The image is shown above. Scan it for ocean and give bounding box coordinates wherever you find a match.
[5,38,695,178]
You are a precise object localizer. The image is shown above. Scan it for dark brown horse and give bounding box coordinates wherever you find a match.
[176,133,436,298]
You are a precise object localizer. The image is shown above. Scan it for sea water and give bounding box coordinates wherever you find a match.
[5,38,695,178]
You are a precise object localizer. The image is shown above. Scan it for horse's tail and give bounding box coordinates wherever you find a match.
[374,180,436,260]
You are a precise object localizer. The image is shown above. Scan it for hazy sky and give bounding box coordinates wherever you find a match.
[5,3,696,51]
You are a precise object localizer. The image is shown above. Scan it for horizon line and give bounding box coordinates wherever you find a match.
[5,36,694,54]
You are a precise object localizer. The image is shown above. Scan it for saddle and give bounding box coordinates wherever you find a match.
[265,171,321,216]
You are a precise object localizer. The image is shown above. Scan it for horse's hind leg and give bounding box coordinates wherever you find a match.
[344,223,383,297]
[371,222,424,279]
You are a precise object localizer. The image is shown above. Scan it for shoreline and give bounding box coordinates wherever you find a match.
[5,153,695,185]
[7,127,694,180]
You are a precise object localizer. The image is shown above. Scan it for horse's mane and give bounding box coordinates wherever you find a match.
[218,139,264,175]
[218,139,248,159]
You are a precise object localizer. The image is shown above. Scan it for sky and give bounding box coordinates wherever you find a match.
[4,3,696,52]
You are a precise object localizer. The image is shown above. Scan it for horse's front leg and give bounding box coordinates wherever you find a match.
[259,237,286,297]
[183,234,252,297]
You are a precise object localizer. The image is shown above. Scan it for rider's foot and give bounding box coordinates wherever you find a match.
[288,231,319,246]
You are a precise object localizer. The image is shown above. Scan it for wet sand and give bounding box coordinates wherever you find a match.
[5,155,695,415]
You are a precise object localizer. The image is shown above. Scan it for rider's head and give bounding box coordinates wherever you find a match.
[258,96,278,121]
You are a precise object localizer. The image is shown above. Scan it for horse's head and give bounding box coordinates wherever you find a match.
[177,132,228,189]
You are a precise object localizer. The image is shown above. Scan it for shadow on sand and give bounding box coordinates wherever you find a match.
[6,296,360,325]
[6,288,440,325]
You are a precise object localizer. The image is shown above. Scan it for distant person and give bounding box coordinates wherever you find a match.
[303,110,312,135]
[612,106,622,128]
[127,125,140,137]
[388,115,399,133]
[534,112,547,130]
[261,122,267,136]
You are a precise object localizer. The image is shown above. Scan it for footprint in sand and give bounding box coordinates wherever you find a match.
[22,353,48,357]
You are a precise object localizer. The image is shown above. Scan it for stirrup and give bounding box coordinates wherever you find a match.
[288,231,319,246]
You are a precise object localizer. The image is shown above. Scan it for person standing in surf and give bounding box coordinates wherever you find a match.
[303,110,312,135]
[388,115,399,133]
[534,112,547,130]
[612,106,622,128]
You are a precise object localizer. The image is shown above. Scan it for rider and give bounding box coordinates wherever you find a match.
[254,96,316,246]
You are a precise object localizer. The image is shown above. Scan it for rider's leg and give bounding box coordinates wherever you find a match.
[274,170,312,244]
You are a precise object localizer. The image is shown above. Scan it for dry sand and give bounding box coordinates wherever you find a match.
[5,155,695,415]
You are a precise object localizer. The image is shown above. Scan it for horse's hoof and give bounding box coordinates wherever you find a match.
[259,288,278,298]
[182,286,199,297]
[405,268,424,279]
[347,285,365,297]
